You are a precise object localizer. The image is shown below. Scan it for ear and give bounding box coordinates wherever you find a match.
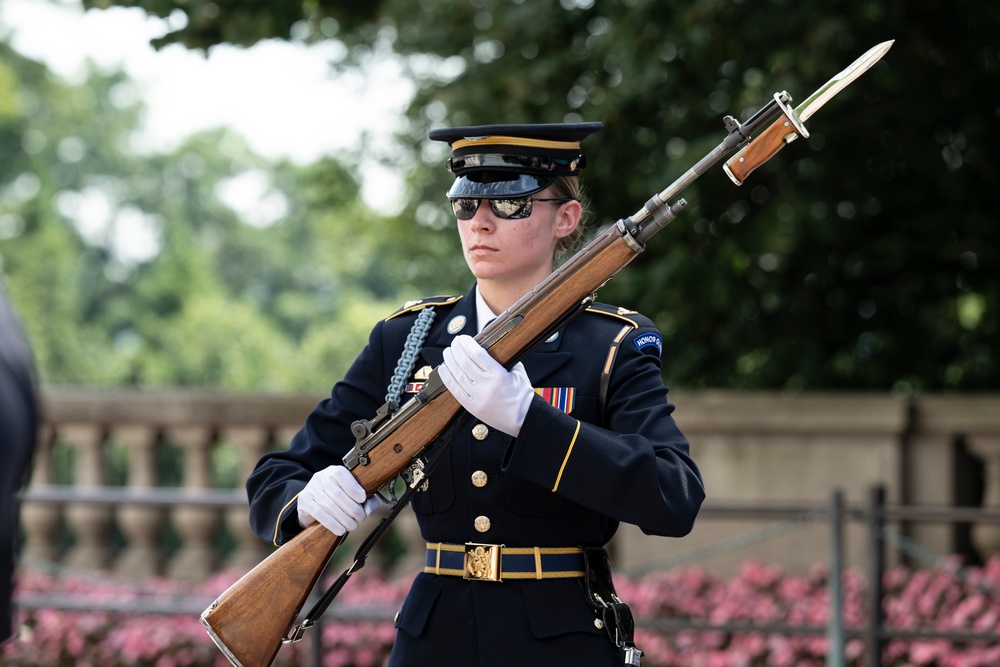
[553,199,582,240]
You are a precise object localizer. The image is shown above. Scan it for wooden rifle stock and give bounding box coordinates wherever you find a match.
[201,92,792,666]
[201,524,345,667]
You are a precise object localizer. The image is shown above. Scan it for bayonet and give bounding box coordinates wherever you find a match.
[724,40,894,184]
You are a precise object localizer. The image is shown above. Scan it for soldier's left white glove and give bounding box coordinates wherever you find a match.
[439,334,534,437]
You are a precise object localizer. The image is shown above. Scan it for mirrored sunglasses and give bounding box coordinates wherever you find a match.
[450,197,570,220]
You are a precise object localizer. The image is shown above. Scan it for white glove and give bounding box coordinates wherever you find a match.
[439,334,534,437]
[297,464,383,535]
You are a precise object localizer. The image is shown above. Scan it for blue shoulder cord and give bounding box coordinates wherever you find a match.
[385,306,436,405]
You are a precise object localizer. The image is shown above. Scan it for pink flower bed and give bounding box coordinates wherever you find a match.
[2,568,409,667]
[4,556,1000,666]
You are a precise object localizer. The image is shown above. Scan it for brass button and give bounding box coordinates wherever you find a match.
[472,424,489,440]
[594,618,604,630]
[474,515,491,533]
[471,470,488,488]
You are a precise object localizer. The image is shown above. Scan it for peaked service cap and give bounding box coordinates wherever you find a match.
[428,122,603,199]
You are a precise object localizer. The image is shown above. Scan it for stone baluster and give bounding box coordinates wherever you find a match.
[165,425,221,580]
[967,435,1000,558]
[62,424,113,571]
[113,424,165,579]
[20,423,61,564]
[220,425,272,571]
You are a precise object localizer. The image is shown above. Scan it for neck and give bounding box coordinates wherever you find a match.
[477,268,552,314]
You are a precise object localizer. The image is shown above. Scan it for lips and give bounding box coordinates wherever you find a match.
[468,244,497,256]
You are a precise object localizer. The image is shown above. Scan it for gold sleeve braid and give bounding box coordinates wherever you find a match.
[550,420,582,493]
[273,493,301,547]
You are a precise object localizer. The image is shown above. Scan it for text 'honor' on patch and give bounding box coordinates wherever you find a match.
[634,332,663,357]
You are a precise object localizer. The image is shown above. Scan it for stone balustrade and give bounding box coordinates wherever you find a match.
[19,389,1000,580]
[22,389,313,581]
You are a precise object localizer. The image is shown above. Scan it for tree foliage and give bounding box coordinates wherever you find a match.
[0,41,414,392]
[22,1,1000,391]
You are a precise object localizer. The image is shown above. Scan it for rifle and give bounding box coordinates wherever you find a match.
[201,41,892,667]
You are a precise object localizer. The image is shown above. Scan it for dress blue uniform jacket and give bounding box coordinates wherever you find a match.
[247,286,704,666]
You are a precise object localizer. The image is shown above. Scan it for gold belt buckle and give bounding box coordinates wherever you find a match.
[464,543,502,582]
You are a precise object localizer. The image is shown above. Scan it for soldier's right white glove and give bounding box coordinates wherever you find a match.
[297,464,382,535]
[439,334,534,437]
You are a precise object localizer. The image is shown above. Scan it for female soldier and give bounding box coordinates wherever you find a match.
[246,122,705,666]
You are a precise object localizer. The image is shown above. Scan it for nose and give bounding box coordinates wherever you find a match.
[470,201,496,231]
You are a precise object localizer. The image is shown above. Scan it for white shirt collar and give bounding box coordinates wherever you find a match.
[474,285,498,335]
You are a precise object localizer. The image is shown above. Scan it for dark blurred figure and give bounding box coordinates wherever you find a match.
[0,285,37,644]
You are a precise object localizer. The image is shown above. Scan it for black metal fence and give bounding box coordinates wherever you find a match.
[647,487,1000,667]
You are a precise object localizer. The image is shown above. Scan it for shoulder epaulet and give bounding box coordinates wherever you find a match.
[584,302,641,328]
[385,294,463,321]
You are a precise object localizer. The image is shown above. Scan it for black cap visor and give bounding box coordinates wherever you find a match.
[445,173,555,199]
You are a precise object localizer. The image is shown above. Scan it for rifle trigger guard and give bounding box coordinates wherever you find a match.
[376,478,401,504]
[377,457,429,504]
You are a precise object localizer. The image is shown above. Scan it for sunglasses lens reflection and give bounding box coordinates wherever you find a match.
[452,198,481,220]
[492,197,531,219]
[451,197,535,220]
